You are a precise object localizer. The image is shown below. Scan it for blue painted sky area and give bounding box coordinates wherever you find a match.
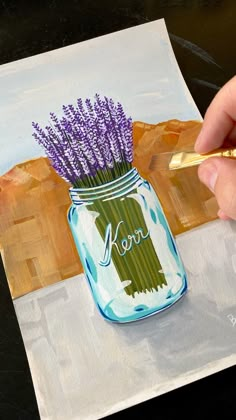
[0,19,201,176]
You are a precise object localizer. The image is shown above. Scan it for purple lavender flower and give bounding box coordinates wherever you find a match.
[117,103,133,163]
[32,95,133,187]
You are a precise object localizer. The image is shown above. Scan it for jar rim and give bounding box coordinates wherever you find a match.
[69,167,142,203]
[69,167,138,194]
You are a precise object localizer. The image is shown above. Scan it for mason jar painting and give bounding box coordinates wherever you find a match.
[32,94,187,323]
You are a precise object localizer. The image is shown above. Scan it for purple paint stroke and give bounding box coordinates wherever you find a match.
[93,97,114,169]
[117,103,133,163]
[103,97,122,163]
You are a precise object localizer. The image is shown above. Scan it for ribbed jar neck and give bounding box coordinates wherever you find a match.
[69,167,142,204]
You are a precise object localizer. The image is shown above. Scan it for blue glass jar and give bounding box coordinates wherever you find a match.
[68,167,187,323]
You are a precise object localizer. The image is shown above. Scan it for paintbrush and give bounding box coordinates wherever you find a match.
[149,147,236,171]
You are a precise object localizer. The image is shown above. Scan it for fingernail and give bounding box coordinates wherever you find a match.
[198,162,218,192]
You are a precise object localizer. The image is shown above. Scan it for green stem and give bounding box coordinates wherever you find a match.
[89,188,167,297]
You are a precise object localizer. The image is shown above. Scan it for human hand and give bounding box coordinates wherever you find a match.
[195,76,236,220]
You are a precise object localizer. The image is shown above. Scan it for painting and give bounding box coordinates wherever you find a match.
[0,86,216,302]
[1,18,235,420]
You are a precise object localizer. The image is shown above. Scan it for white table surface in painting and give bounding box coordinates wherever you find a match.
[14,220,236,419]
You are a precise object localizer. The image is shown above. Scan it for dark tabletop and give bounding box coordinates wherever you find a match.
[0,1,235,419]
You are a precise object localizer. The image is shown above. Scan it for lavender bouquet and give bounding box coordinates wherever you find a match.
[32,94,133,188]
[32,95,167,299]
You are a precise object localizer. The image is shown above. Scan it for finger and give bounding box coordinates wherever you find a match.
[217,209,231,220]
[195,76,236,153]
[228,124,236,143]
[198,156,236,219]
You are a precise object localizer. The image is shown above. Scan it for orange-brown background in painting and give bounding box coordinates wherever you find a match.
[0,119,218,299]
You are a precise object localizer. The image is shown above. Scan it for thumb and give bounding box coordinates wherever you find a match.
[198,157,236,219]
